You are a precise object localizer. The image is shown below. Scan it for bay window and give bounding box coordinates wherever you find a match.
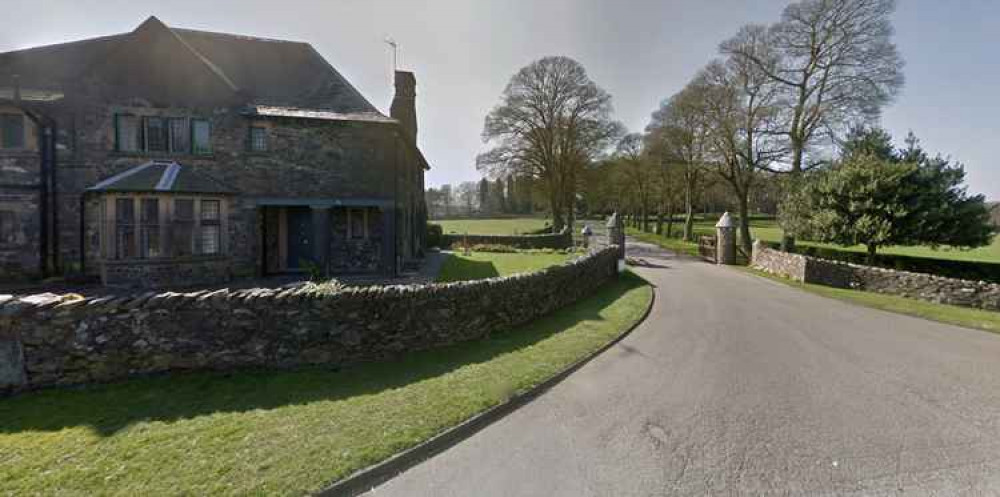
[105,195,226,260]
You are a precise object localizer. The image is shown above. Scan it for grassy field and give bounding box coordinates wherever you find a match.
[435,217,551,235]
[747,268,1000,334]
[0,273,652,496]
[692,217,1000,263]
[436,251,573,283]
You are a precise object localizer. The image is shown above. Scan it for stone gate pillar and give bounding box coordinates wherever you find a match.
[715,212,736,265]
[606,212,625,272]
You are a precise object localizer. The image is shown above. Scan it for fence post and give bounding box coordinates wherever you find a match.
[715,212,736,265]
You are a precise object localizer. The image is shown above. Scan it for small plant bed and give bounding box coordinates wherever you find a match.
[747,268,1000,334]
[436,217,551,236]
[0,273,652,497]
[436,250,574,282]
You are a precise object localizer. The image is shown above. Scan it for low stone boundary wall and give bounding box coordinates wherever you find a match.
[751,241,1000,311]
[0,247,619,393]
[441,227,573,250]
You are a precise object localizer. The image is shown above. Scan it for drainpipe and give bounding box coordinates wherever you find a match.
[45,123,59,274]
[79,194,86,275]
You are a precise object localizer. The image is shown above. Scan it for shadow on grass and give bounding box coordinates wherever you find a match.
[436,254,500,282]
[0,272,648,437]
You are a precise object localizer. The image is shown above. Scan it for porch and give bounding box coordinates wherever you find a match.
[257,199,395,277]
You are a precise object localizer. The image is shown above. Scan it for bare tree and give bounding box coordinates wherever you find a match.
[614,133,656,232]
[478,56,622,231]
[723,0,904,173]
[645,85,712,242]
[699,42,786,255]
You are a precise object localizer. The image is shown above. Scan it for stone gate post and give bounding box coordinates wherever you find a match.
[715,212,736,265]
[606,212,626,272]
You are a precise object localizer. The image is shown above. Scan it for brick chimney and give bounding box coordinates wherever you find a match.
[390,71,417,144]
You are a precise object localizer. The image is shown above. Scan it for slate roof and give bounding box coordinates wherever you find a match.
[0,16,383,117]
[87,161,237,194]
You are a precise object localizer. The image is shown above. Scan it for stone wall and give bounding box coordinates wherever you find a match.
[440,227,573,250]
[102,256,233,288]
[751,240,1000,311]
[0,247,619,393]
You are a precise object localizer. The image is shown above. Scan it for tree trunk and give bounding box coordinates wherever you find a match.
[666,203,675,239]
[655,208,663,236]
[782,144,804,251]
[738,192,752,258]
[866,243,878,265]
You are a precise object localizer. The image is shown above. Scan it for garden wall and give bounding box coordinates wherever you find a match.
[751,241,1000,311]
[0,247,619,393]
[440,227,573,250]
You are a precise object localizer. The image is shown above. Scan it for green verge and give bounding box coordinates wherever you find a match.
[436,217,550,236]
[746,268,1000,334]
[0,272,652,497]
[436,251,573,282]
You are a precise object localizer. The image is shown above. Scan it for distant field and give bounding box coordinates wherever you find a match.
[669,217,1000,264]
[435,218,551,236]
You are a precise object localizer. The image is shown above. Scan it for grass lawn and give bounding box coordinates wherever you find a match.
[0,273,652,496]
[629,216,1000,264]
[435,217,550,235]
[747,268,1000,334]
[687,217,1000,263]
[436,251,573,282]
[626,227,700,258]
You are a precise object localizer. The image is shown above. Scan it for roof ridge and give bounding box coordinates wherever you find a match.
[171,27,309,45]
[0,33,125,57]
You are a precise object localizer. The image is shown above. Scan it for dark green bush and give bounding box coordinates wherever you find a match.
[426,223,443,248]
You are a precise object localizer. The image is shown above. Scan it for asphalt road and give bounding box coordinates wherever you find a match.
[366,241,1000,496]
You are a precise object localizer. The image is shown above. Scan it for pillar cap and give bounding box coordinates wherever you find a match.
[715,212,734,228]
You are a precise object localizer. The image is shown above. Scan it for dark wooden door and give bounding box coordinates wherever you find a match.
[286,207,313,270]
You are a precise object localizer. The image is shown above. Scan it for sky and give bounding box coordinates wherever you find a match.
[3,0,998,198]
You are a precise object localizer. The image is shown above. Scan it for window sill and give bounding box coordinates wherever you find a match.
[108,151,216,160]
[102,255,230,265]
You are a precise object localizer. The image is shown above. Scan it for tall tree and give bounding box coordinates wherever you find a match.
[615,133,654,232]
[722,0,904,247]
[478,56,622,230]
[701,31,786,255]
[646,84,711,241]
[477,178,490,216]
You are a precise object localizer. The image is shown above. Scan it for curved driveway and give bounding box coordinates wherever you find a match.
[366,241,1000,496]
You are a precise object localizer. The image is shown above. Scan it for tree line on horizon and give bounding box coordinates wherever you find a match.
[450,0,992,259]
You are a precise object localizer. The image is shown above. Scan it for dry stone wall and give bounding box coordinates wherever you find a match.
[751,241,1000,311]
[0,247,619,393]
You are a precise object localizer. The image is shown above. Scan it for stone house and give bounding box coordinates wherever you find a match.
[0,17,428,287]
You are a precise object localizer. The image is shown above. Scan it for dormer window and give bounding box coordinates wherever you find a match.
[0,113,24,149]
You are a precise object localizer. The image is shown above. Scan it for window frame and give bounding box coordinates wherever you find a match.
[248,126,268,152]
[191,119,213,155]
[114,113,142,153]
[0,209,18,245]
[348,208,369,240]
[0,113,25,150]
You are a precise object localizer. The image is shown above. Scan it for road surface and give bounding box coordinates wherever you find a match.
[366,241,1000,496]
